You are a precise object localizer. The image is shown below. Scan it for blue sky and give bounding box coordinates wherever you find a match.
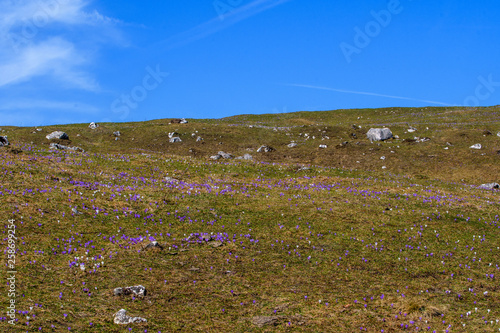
[1,0,500,126]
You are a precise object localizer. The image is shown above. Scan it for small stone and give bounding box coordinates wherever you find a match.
[89,122,99,129]
[113,131,121,137]
[251,316,279,327]
[287,143,297,148]
[470,143,482,149]
[257,145,275,153]
[217,151,233,159]
[319,144,327,149]
[50,143,84,152]
[145,241,164,250]
[209,240,223,248]
[113,309,147,325]
[0,136,9,147]
[114,285,147,297]
[169,137,182,143]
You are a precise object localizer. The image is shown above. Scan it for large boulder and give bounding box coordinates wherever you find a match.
[46,131,69,140]
[0,136,9,147]
[478,183,499,190]
[367,128,393,142]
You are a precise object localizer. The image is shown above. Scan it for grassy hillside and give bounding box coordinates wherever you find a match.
[1,106,499,332]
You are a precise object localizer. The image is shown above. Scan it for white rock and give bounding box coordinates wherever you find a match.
[46,131,69,140]
[470,144,482,149]
[319,144,327,149]
[114,309,147,325]
[478,183,499,190]
[169,137,182,143]
[89,122,98,129]
[287,143,297,148]
[367,128,393,142]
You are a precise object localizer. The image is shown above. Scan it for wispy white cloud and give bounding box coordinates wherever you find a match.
[287,83,454,106]
[0,99,100,113]
[157,0,292,50]
[0,0,121,91]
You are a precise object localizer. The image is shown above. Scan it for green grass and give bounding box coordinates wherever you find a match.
[1,106,500,332]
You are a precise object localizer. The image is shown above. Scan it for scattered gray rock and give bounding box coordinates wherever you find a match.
[113,309,147,325]
[236,154,253,160]
[415,137,430,143]
[0,136,9,147]
[169,137,182,143]
[89,122,98,129]
[114,285,147,297]
[168,132,178,138]
[210,151,233,160]
[164,177,179,183]
[287,143,297,148]
[180,118,188,124]
[251,316,279,327]
[201,234,213,242]
[470,143,482,150]
[336,141,349,148]
[209,240,223,248]
[46,131,69,140]
[319,144,327,149]
[218,151,233,159]
[497,131,500,137]
[367,128,393,142]
[196,136,203,142]
[478,183,499,190]
[113,131,121,137]
[50,143,84,152]
[144,241,164,250]
[257,145,275,153]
